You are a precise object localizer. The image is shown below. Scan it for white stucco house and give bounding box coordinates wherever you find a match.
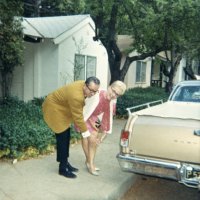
[152,52,199,87]
[117,35,152,89]
[11,15,109,101]
[117,35,199,89]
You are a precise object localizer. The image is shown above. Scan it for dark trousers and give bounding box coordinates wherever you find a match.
[55,128,70,165]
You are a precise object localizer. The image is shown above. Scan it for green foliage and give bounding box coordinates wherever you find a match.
[116,87,169,117]
[0,97,55,159]
[31,97,46,107]
[23,0,200,84]
[24,0,86,17]
[84,0,200,84]
[0,0,24,98]
[0,0,24,62]
[70,125,82,143]
[127,0,200,55]
[0,97,82,159]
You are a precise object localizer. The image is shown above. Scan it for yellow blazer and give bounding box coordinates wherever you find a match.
[42,80,87,134]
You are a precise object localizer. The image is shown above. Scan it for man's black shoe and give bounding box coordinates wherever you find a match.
[59,168,77,178]
[66,162,79,172]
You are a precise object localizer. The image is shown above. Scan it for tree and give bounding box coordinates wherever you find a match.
[85,0,200,91]
[23,0,85,17]
[0,0,24,98]
[23,0,200,92]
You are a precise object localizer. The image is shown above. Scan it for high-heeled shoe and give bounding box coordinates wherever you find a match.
[85,162,100,176]
[85,162,100,171]
[89,169,99,176]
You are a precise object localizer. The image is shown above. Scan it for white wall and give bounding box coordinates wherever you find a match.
[10,65,24,99]
[57,23,109,90]
[22,40,59,101]
[11,42,35,100]
[124,51,152,89]
[23,42,37,101]
[174,58,186,84]
[39,39,58,97]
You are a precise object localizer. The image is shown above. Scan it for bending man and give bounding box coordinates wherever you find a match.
[42,77,100,178]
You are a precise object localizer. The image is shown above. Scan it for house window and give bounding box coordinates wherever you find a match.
[74,54,96,80]
[136,61,146,83]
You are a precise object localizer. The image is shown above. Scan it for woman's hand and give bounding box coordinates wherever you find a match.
[89,119,100,131]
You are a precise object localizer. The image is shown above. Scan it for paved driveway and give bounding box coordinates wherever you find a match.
[0,119,136,200]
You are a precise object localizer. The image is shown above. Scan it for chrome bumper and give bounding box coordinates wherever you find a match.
[117,153,200,189]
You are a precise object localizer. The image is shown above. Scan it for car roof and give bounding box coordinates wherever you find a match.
[176,80,200,86]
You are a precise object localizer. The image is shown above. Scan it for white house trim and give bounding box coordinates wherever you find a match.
[54,17,95,44]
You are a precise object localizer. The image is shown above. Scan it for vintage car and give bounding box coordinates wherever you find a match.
[117,80,200,189]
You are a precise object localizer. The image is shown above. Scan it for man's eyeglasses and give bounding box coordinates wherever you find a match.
[86,84,98,94]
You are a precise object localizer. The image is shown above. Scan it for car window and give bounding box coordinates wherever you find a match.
[172,86,200,102]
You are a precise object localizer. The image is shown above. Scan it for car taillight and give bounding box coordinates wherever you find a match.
[120,130,129,147]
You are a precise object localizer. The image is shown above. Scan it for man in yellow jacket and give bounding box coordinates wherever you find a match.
[42,77,100,178]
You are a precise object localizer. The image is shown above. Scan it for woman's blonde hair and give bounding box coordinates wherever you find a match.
[110,80,126,96]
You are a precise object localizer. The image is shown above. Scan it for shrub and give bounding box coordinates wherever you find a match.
[0,97,83,160]
[70,125,82,144]
[116,86,169,117]
[31,97,46,106]
[0,97,55,159]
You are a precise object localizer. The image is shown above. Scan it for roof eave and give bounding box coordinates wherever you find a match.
[53,17,95,44]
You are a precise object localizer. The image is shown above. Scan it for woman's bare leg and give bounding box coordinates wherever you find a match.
[81,138,89,164]
[88,131,99,174]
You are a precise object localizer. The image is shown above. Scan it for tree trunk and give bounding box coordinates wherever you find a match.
[0,70,12,99]
[109,54,122,84]
[162,52,182,93]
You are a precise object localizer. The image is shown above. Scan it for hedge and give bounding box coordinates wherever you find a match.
[116,86,169,117]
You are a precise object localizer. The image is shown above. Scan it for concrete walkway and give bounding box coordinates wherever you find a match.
[0,119,136,200]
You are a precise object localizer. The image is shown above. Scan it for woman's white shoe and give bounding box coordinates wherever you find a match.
[85,162,100,171]
[85,162,100,176]
[90,170,99,176]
